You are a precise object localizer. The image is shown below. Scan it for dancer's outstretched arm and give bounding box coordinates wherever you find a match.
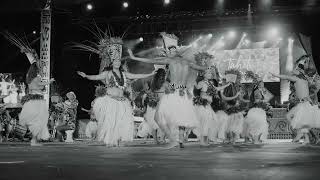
[128,49,168,65]
[270,73,298,82]
[213,83,231,91]
[220,91,241,101]
[81,107,90,113]
[77,71,108,81]
[125,70,156,80]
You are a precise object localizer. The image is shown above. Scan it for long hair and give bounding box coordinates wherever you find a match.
[151,68,166,91]
[26,62,39,84]
[223,82,238,105]
[250,84,259,103]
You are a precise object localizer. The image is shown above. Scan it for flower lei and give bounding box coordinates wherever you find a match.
[112,71,127,90]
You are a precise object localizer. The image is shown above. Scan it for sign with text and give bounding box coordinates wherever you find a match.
[210,48,280,82]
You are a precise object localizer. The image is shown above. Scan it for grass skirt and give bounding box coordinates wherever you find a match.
[19,100,50,140]
[85,121,98,138]
[155,90,199,129]
[193,105,216,137]
[227,112,244,135]
[155,90,199,142]
[287,101,320,129]
[243,108,268,141]
[144,106,161,130]
[209,110,229,141]
[93,95,134,146]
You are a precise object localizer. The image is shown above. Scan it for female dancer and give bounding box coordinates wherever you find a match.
[142,68,168,144]
[19,50,54,146]
[271,61,320,144]
[243,72,272,144]
[193,66,230,146]
[77,37,156,147]
[220,69,246,144]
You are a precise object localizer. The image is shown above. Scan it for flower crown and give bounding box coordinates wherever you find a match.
[194,52,213,66]
[160,32,178,50]
[225,69,242,83]
[245,71,262,83]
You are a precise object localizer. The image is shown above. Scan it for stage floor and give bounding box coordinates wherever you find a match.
[1,141,320,180]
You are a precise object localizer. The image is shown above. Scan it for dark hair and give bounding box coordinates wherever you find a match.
[151,68,166,91]
[26,63,39,84]
[296,54,310,64]
[223,83,238,105]
[168,46,177,51]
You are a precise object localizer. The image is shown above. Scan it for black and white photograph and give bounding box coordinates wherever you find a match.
[1,0,320,179]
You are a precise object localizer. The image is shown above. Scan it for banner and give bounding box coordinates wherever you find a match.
[209,48,280,82]
[40,3,51,108]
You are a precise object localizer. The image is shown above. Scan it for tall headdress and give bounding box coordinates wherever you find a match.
[98,36,123,64]
[1,31,39,64]
[160,32,178,51]
[71,24,125,67]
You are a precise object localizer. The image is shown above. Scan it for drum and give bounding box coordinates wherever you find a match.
[14,123,27,138]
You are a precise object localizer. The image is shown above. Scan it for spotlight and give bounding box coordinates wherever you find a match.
[123,2,129,8]
[32,30,36,34]
[269,27,278,36]
[208,33,213,38]
[288,38,294,42]
[227,31,236,38]
[86,3,93,10]
[243,33,247,37]
[139,37,144,42]
[164,0,170,5]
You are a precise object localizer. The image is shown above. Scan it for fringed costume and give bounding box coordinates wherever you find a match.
[155,84,199,140]
[222,69,245,142]
[93,70,135,146]
[193,80,217,142]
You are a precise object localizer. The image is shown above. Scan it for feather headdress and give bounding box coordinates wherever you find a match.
[1,31,38,64]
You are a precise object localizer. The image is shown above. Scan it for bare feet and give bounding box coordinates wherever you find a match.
[163,142,178,149]
[31,139,43,146]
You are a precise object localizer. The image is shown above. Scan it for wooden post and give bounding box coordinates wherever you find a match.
[40,0,51,108]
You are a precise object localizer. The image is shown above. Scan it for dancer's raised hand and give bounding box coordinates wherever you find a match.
[77,71,86,78]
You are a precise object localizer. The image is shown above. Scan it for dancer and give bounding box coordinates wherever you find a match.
[220,69,245,144]
[1,31,54,146]
[243,71,272,144]
[81,86,106,139]
[192,52,230,146]
[19,50,54,146]
[271,58,320,145]
[77,36,156,147]
[128,32,207,148]
[142,68,168,144]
